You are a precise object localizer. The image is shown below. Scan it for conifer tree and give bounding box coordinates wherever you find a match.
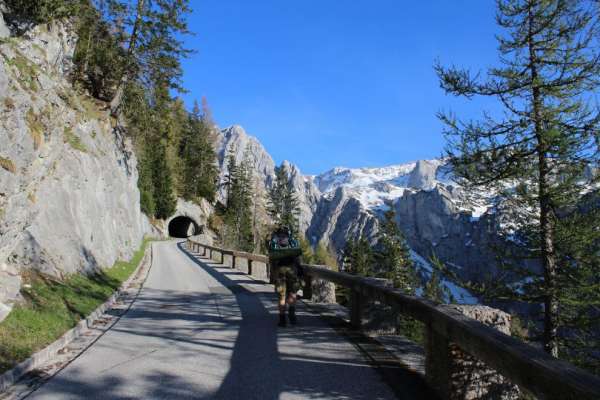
[223,149,255,251]
[267,164,300,233]
[436,0,600,357]
[375,209,416,292]
[107,0,192,115]
[343,236,374,277]
[150,140,176,219]
[180,101,217,203]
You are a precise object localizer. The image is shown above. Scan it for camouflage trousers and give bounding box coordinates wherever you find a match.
[274,265,301,302]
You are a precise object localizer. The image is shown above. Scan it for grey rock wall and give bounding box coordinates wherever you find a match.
[307,187,379,251]
[0,21,151,321]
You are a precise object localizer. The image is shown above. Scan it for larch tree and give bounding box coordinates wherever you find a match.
[436,0,600,358]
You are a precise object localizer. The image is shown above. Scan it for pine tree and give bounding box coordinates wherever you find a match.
[108,0,192,116]
[223,148,255,252]
[3,0,80,30]
[436,0,600,358]
[343,236,374,277]
[267,164,300,233]
[180,101,218,203]
[150,140,176,219]
[375,209,416,292]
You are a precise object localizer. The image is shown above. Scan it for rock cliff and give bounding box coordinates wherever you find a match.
[214,125,320,233]
[0,21,151,320]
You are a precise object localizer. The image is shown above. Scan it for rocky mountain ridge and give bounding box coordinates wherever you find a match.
[212,124,517,301]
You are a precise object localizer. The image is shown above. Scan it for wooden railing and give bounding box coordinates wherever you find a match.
[185,238,600,400]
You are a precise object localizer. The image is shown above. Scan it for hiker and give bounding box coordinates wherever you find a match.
[268,227,302,327]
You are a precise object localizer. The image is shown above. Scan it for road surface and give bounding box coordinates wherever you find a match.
[28,241,417,399]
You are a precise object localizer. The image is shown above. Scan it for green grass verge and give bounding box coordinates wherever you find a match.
[0,238,154,373]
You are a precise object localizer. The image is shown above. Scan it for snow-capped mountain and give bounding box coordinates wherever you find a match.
[212,125,519,304]
[314,159,492,219]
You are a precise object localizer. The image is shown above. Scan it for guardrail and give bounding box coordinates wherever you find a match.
[186,238,600,400]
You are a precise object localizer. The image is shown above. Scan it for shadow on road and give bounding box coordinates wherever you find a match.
[25,241,433,400]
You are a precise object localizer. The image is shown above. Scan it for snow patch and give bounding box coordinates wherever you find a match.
[410,250,478,305]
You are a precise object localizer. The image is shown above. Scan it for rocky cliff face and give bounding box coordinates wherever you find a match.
[214,125,320,233]
[210,125,511,293]
[311,161,507,283]
[306,187,379,251]
[0,21,151,320]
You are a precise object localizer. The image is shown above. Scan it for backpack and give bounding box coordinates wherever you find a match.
[268,228,302,262]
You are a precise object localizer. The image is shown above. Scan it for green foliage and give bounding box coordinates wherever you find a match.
[267,164,300,233]
[313,242,338,269]
[343,236,374,277]
[222,148,255,252]
[149,140,176,220]
[72,3,126,100]
[436,0,600,360]
[422,255,456,304]
[375,209,416,292]
[107,0,193,115]
[3,0,81,31]
[63,126,87,152]
[179,101,218,203]
[0,237,152,373]
[4,52,39,91]
[298,236,314,264]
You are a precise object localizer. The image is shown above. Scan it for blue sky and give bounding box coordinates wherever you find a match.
[180,1,500,175]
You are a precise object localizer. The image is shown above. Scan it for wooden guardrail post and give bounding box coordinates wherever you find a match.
[268,262,274,284]
[303,274,313,301]
[247,259,253,275]
[232,255,236,269]
[349,289,363,329]
[425,324,452,399]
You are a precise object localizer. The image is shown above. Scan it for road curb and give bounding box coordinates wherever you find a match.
[0,243,154,393]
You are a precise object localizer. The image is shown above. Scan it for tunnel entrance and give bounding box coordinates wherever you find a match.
[168,216,202,238]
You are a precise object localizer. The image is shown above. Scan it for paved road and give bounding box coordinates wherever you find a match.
[28,241,413,400]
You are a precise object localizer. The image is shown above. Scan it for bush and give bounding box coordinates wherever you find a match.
[3,0,80,32]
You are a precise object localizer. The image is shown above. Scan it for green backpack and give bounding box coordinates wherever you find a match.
[268,228,302,262]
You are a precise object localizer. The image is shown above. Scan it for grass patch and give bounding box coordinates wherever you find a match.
[63,127,87,153]
[0,156,16,173]
[80,96,103,121]
[0,238,154,373]
[26,108,44,150]
[5,53,39,92]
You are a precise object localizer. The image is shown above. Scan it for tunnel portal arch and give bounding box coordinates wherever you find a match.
[168,216,202,238]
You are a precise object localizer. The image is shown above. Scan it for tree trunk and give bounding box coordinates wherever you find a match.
[110,0,145,116]
[527,3,559,358]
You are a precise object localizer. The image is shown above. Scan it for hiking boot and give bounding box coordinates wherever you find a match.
[288,307,297,325]
[278,313,287,328]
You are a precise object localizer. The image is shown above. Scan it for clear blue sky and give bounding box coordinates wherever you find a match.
[179,1,500,175]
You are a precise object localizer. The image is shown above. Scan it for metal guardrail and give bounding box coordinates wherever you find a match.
[186,238,600,400]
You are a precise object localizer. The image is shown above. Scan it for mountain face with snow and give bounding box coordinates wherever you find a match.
[212,125,524,302]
